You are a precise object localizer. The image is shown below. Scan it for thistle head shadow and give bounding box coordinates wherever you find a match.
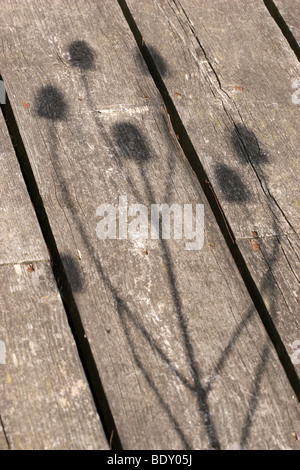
[61,254,84,292]
[112,122,153,163]
[68,40,95,71]
[231,124,269,166]
[35,85,68,121]
[136,44,169,78]
[214,163,251,204]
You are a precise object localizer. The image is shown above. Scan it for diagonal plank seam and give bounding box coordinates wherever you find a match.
[174,0,297,236]
[117,0,300,401]
[142,0,296,239]
[263,0,300,61]
[0,84,121,450]
[0,414,11,450]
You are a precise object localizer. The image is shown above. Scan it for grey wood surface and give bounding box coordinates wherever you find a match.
[272,0,300,46]
[1,0,299,449]
[0,418,9,450]
[124,0,300,376]
[239,233,300,364]
[0,115,107,449]
[0,112,47,265]
[0,263,108,450]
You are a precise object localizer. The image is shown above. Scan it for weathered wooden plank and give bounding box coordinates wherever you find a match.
[0,419,9,450]
[0,263,108,450]
[239,233,300,362]
[0,115,107,449]
[124,0,300,376]
[0,110,47,265]
[1,0,299,449]
[271,0,300,47]
[125,0,300,237]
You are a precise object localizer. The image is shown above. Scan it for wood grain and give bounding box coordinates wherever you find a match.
[0,114,107,449]
[0,111,47,265]
[124,0,300,378]
[239,233,300,359]
[0,0,299,449]
[0,263,108,450]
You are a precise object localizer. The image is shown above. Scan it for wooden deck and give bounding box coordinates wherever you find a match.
[0,0,299,450]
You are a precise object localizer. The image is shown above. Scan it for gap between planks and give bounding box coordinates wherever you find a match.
[1,0,298,448]
[0,87,122,451]
[117,0,300,400]
[263,0,300,60]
